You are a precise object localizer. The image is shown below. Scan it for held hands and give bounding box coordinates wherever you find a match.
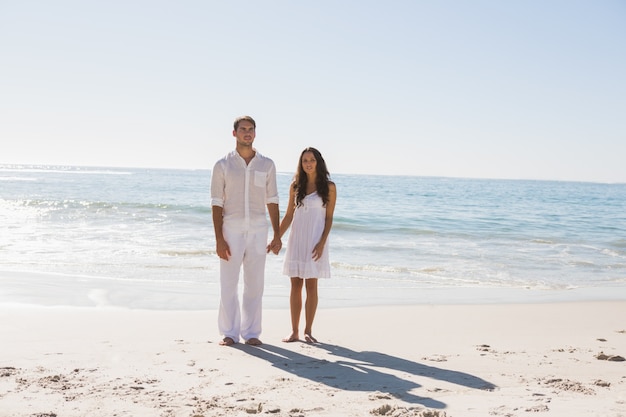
[219,238,282,258]
[266,237,282,255]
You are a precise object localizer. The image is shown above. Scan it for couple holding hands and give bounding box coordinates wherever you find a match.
[210,116,336,347]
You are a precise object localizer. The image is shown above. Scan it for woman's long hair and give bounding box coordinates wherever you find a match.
[293,147,331,207]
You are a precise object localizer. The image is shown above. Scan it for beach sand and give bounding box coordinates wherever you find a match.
[1,301,625,417]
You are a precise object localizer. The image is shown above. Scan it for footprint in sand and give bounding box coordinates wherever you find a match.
[594,352,625,361]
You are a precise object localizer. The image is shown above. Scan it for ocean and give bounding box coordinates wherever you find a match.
[1,165,625,310]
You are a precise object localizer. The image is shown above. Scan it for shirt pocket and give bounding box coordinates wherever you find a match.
[254,171,267,187]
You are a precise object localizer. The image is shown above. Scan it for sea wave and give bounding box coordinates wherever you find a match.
[10,198,211,215]
[158,250,215,257]
[0,164,133,175]
[0,176,37,181]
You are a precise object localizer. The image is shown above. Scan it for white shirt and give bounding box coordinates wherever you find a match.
[211,149,279,232]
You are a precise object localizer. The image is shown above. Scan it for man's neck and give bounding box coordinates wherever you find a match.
[236,145,256,165]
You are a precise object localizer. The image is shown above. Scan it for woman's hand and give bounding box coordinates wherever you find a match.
[311,241,325,261]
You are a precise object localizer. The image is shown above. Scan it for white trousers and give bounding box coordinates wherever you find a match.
[218,226,268,342]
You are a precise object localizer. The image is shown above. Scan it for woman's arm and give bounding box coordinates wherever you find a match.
[279,182,297,239]
[312,181,337,260]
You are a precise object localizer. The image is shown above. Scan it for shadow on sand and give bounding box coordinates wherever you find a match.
[237,341,496,410]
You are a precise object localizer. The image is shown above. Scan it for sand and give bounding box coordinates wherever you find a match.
[1,301,625,417]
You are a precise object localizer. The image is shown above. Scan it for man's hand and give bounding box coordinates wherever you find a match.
[216,237,231,261]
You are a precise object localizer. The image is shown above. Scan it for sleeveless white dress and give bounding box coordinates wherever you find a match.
[283,191,330,279]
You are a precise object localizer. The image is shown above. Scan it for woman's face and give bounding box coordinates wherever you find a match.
[301,151,317,175]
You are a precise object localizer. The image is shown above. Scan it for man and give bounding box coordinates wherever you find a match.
[210,116,282,346]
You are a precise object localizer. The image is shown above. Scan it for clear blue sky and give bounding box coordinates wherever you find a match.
[1,1,625,182]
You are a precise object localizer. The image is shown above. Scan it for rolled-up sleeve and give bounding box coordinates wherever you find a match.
[265,163,279,205]
[210,161,225,207]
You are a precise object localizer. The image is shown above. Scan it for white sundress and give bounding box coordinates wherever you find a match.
[283,191,331,279]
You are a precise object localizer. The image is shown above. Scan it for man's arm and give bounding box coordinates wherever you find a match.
[212,205,231,260]
[266,203,282,254]
[210,162,230,260]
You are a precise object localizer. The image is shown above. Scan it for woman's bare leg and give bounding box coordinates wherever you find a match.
[304,278,318,343]
[283,277,303,342]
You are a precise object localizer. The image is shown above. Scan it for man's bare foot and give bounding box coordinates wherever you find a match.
[219,337,235,346]
[245,338,262,346]
[282,334,299,343]
[304,333,318,343]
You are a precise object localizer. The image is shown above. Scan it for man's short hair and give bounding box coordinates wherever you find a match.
[234,116,256,130]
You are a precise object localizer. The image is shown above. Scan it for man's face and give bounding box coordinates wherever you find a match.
[233,121,256,147]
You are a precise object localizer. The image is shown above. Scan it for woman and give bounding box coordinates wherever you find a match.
[279,147,336,343]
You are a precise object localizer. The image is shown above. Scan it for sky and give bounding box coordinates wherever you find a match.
[1,1,625,183]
